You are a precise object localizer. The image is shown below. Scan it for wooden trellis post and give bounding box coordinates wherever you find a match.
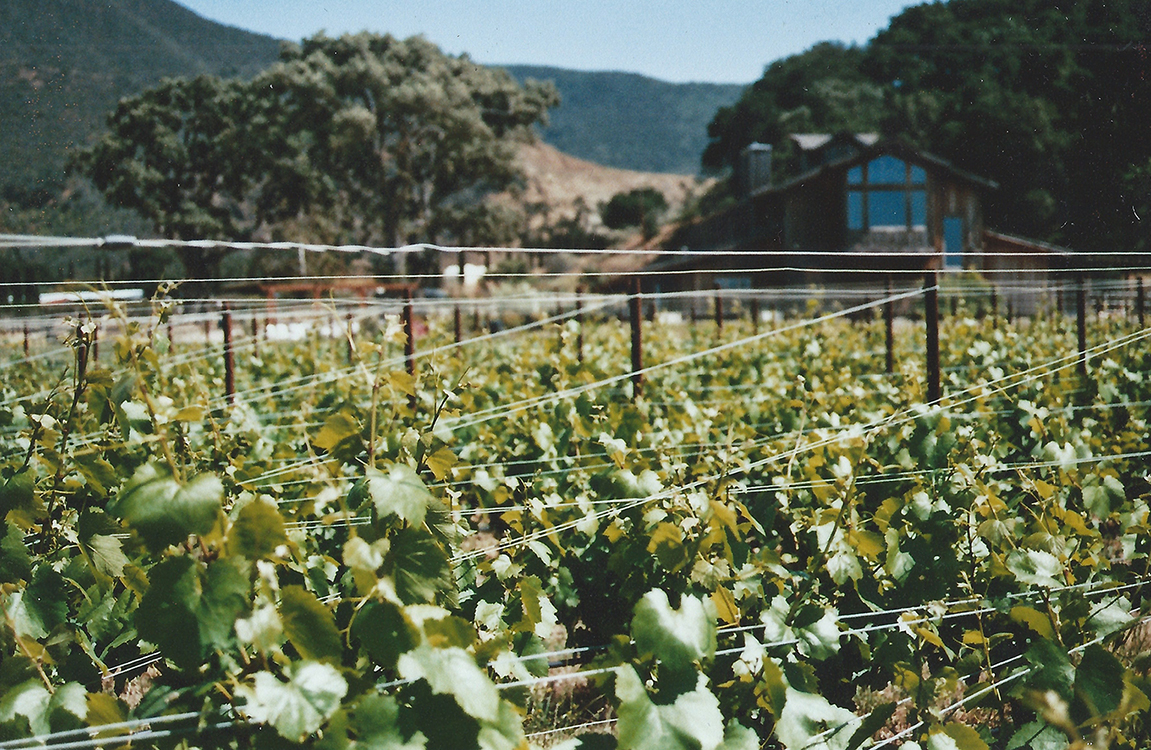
[630,278,643,398]
[576,287,584,364]
[925,273,941,404]
[404,290,416,412]
[1077,275,1088,380]
[1137,276,1145,329]
[885,279,895,376]
[346,313,355,363]
[221,305,235,405]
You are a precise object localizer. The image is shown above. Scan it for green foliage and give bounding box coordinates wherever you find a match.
[107,463,223,552]
[863,0,1151,250]
[702,43,882,175]
[74,32,558,270]
[601,188,669,237]
[3,291,1151,748]
[702,3,1151,251]
[239,661,348,742]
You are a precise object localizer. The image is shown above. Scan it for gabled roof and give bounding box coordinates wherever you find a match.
[752,137,998,198]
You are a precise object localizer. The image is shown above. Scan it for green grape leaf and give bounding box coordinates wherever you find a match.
[365,464,433,526]
[280,585,343,663]
[928,722,989,750]
[761,596,840,661]
[1005,549,1062,589]
[240,661,348,742]
[514,576,558,638]
[7,566,68,639]
[631,590,716,676]
[235,604,284,656]
[0,470,35,517]
[390,527,454,606]
[198,556,252,653]
[0,679,51,736]
[107,463,223,552]
[775,688,859,750]
[228,498,287,560]
[1083,595,1134,638]
[79,586,135,646]
[314,412,362,452]
[78,509,127,582]
[1024,639,1074,701]
[1005,720,1068,750]
[136,556,251,670]
[0,521,31,583]
[550,736,617,750]
[48,682,88,732]
[72,454,117,497]
[614,665,724,750]
[717,723,760,750]
[397,646,500,723]
[1074,644,1124,717]
[352,601,415,669]
[350,694,427,749]
[478,700,528,750]
[1081,474,1124,517]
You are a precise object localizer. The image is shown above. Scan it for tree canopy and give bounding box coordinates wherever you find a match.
[701,43,884,179]
[702,0,1151,251]
[75,32,558,276]
[601,187,669,236]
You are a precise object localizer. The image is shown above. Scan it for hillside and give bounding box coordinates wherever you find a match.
[0,0,282,201]
[516,141,705,225]
[505,66,744,175]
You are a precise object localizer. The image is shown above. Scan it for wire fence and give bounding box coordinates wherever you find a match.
[2,235,1149,748]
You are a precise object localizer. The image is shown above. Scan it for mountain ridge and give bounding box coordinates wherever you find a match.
[504,65,745,175]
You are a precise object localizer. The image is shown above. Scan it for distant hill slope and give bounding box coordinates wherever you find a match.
[0,0,282,197]
[516,141,707,222]
[505,66,745,175]
[0,0,742,235]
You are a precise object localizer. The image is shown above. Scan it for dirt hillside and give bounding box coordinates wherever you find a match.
[515,141,708,227]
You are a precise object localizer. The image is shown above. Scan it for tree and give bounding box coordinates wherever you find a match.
[862,0,1151,250]
[74,75,269,277]
[601,187,669,238]
[701,42,883,177]
[700,1,1151,252]
[75,33,558,278]
[257,33,558,251]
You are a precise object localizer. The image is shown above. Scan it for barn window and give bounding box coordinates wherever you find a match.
[846,156,928,230]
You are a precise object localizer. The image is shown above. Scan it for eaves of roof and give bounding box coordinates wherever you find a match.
[750,139,999,199]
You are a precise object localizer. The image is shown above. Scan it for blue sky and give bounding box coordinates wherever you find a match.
[174,0,922,84]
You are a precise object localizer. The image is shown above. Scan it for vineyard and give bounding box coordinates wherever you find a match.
[2,252,1151,750]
